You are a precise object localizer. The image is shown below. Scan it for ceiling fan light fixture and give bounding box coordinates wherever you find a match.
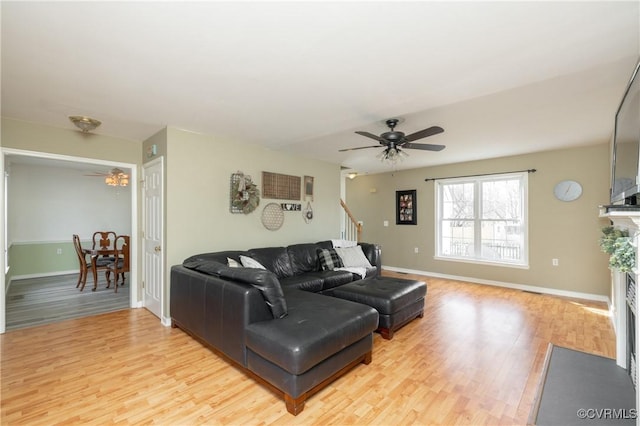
[342,118,445,166]
[69,115,101,133]
[104,168,129,187]
[377,147,407,164]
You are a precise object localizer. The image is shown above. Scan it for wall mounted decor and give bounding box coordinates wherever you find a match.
[261,203,285,231]
[281,203,301,211]
[303,201,314,223]
[553,179,582,202]
[304,176,314,201]
[230,171,260,214]
[262,171,301,200]
[396,190,417,225]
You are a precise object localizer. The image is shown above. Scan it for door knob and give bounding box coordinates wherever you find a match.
[154,246,161,253]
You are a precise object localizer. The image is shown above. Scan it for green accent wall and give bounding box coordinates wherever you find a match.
[9,241,79,277]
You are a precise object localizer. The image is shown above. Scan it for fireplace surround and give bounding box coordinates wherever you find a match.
[600,206,640,412]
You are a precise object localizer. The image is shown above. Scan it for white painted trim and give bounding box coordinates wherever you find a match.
[383,264,611,304]
[10,240,85,246]
[1,147,140,334]
[608,299,617,335]
[433,255,530,270]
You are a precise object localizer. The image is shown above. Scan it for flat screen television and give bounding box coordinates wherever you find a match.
[611,58,640,205]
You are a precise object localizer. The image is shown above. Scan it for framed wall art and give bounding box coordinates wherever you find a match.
[396,190,417,225]
[304,176,314,200]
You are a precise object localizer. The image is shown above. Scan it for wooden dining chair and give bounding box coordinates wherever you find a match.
[106,235,130,293]
[92,231,117,266]
[75,234,114,291]
[73,234,92,291]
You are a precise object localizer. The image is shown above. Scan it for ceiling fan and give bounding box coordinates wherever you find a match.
[84,168,130,187]
[339,118,445,163]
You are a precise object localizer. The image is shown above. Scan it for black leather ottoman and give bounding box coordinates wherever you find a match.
[329,276,427,339]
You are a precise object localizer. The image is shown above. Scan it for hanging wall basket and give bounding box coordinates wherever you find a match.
[230,172,260,214]
[261,203,284,231]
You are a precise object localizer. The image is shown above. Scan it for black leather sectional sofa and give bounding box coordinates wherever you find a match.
[170,240,415,415]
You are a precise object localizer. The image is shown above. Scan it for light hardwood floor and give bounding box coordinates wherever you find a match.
[0,271,616,425]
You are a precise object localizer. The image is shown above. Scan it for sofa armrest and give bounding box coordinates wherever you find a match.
[358,243,382,277]
[170,265,273,366]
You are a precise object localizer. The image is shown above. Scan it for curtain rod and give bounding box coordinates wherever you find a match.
[424,168,537,182]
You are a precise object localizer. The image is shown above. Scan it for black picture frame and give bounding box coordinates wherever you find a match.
[396,190,417,225]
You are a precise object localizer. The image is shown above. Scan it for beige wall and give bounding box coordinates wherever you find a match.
[1,118,142,295]
[1,118,141,162]
[346,143,612,297]
[161,127,342,315]
[164,127,341,262]
[1,119,342,320]
[1,117,614,303]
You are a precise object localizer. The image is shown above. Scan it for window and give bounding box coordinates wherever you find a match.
[436,172,528,267]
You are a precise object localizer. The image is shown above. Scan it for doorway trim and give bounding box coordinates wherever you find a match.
[0,147,139,334]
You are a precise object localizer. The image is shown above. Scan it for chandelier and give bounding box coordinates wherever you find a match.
[104,168,129,187]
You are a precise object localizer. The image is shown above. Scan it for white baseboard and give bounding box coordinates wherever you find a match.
[383,265,611,305]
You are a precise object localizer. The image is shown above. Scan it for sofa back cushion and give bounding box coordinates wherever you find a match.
[315,240,334,250]
[247,247,294,278]
[184,250,249,267]
[287,243,323,275]
[183,259,288,319]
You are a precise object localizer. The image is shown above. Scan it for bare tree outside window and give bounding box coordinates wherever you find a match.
[437,173,527,266]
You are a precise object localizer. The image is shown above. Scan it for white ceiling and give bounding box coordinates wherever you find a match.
[2,1,639,174]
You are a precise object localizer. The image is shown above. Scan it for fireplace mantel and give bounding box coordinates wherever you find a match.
[600,205,640,229]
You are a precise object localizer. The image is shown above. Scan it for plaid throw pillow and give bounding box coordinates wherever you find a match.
[317,248,344,271]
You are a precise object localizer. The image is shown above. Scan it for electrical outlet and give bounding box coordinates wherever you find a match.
[552,258,559,266]
[56,248,62,255]
[383,220,389,227]
[414,247,419,254]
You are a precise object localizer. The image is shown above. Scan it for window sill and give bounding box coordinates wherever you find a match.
[434,255,530,270]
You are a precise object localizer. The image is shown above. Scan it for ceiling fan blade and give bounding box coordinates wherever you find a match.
[339,145,381,152]
[404,126,444,142]
[355,131,386,143]
[403,143,446,151]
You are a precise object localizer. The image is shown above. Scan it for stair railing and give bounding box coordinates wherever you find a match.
[340,199,362,243]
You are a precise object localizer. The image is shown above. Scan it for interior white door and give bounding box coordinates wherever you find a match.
[142,158,163,319]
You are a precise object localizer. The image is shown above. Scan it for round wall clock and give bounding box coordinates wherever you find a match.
[553,180,583,202]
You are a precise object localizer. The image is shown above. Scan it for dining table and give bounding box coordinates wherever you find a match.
[82,247,117,291]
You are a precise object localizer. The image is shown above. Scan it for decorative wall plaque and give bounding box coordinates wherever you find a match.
[262,172,301,200]
[304,176,314,201]
[281,203,301,211]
